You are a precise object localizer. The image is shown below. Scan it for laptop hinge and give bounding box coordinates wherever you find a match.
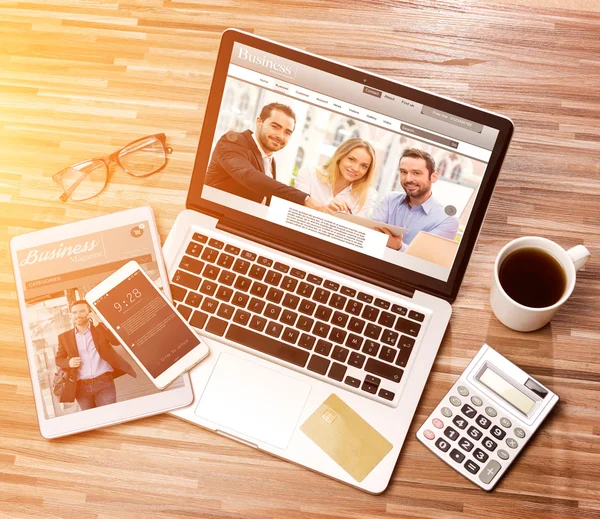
[216,219,416,299]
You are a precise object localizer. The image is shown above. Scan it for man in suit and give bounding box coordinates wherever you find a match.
[55,300,137,410]
[206,102,328,211]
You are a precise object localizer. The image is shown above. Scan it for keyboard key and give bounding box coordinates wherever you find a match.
[192,232,208,244]
[458,437,474,452]
[298,333,316,350]
[208,238,224,249]
[357,292,373,303]
[218,270,236,286]
[185,242,203,257]
[290,268,306,279]
[449,449,465,464]
[296,281,314,298]
[265,321,283,338]
[264,304,282,320]
[482,437,498,452]
[473,448,489,463]
[265,270,283,286]
[345,334,363,350]
[273,262,289,273]
[464,460,480,475]
[462,404,477,419]
[215,286,233,302]
[313,322,330,338]
[324,280,339,291]
[378,311,396,328]
[444,426,460,441]
[170,284,187,302]
[490,426,506,440]
[199,280,217,296]
[217,303,235,320]
[307,355,330,375]
[362,340,379,356]
[298,299,316,316]
[340,286,356,297]
[202,264,220,280]
[361,305,379,322]
[379,345,396,363]
[364,323,382,340]
[329,294,346,310]
[280,309,297,326]
[467,426,483,441]
[331,346,349,363]
[315,305,333,322]
[296,315,314,331]
[328,327,347,344]
[331,311,349,328]
[282,293,300,310]
[348,352,366,369]
[173,270,201,290]
[233,258,250,275]
[189,310,209,329]
[176,304,192,320]
[435,438,451,452]
[249,315,267,332]
[394,317,421,337]
[374,298,390,310]
[345,299,363,316]
[281,327,300,344]
[365,358,403,383]
[249,281,268,297]
[409,310,425,322]
[231,292,249,308]
[234,276,252,292]
[395,336,415,368]
[362,380,378,394]
[281,276,298,292]
[200,297,218,314]
[241,250,256,261]
[381,329,399,346]
[266,287,284,304]
[226,324,309,367]
[345,376,360,388]
[249,264,266,280]
[257,256,272,267]
[313,288,330,304]
[248,297,266,314]
[476,415,492,429]
[328,363,347,381]
[378,389,395,401]
[307,274,322,285]
[348,317,365,334]
[315,340,332,356]
[179,255,204,274]
[224,244,240,255]
[453,416,468,430]
[206,316,228,336]
[201,247,219,263]
[184,292,202,308]
[391,304,408,316]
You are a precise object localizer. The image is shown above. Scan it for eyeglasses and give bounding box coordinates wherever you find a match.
[52,133,172,202]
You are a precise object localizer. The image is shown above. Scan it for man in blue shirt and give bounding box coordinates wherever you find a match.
[372,148,459,250]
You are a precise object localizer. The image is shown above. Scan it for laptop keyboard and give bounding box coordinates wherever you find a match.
[169,231,427,406]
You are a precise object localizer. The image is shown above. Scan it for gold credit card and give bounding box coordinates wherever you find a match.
[300,394,393,482]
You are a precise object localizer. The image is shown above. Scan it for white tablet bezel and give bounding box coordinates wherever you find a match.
[10,206,194,439]
[86,260,209,390]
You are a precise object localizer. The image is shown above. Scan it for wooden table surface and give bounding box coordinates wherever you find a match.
[1,1,599,518]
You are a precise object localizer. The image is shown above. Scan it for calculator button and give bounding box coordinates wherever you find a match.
[444,426,460,441]
[465,459,480,474]
[457,386,469,396]
[452,416,468,430]
[479,460,502,484]
[423,429,435,440]
[506,438,519,449]
[490,426,506,440]
[485,406,498,417]
[449,396,462,407]
[497,449,510,460]
[470,396,483,407]
[435,438,451,452]
[514,428,526,439]
[461,404,477,419]
[441,407,453,418]
[475,414,492,429]
[458,437,474,452]
[482,437,498,452]
[449,449,465,464]
[467,426,483,441]
[432,418,444,429]
[500,417,512,428]
[473,448,489,463]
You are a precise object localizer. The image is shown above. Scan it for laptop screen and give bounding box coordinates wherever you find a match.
[189,31,513,300]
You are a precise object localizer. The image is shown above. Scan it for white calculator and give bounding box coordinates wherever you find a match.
[416,343,559,491]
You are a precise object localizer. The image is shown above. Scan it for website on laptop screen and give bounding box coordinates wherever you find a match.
[200,42,500,282]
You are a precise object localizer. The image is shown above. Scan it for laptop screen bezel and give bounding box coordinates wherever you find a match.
[186,29,513,303]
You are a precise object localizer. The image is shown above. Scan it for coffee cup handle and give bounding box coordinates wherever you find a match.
[567,245,590,271]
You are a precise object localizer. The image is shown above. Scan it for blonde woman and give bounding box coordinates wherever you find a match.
[294,138,378,217]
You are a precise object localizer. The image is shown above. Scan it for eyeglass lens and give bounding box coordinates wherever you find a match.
[118,136,167,177]
[60,160,108,201]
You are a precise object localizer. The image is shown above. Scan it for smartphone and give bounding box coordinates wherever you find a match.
[85,260,209,389]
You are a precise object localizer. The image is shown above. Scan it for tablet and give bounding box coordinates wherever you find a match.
[333,212,408,238]
[10,207,194,438]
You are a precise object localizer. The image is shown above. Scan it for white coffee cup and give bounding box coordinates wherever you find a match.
[490,237,590,332]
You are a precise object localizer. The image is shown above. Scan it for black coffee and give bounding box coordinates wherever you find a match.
[499,247,566,308]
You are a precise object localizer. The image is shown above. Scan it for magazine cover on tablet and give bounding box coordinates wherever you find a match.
[10,208,193,438]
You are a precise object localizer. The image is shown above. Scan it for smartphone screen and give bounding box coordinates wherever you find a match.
[93,269,200,378]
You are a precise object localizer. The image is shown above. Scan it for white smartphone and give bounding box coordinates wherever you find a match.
[86,260,209,389]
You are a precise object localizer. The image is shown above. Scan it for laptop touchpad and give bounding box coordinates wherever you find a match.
[195,352,312,450]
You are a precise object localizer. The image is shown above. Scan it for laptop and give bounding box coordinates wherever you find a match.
[162,29,513,493]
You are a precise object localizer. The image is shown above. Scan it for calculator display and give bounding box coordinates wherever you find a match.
[478,368,535,415]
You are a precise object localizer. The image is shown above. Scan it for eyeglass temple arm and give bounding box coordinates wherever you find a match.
[58,167,95,202]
